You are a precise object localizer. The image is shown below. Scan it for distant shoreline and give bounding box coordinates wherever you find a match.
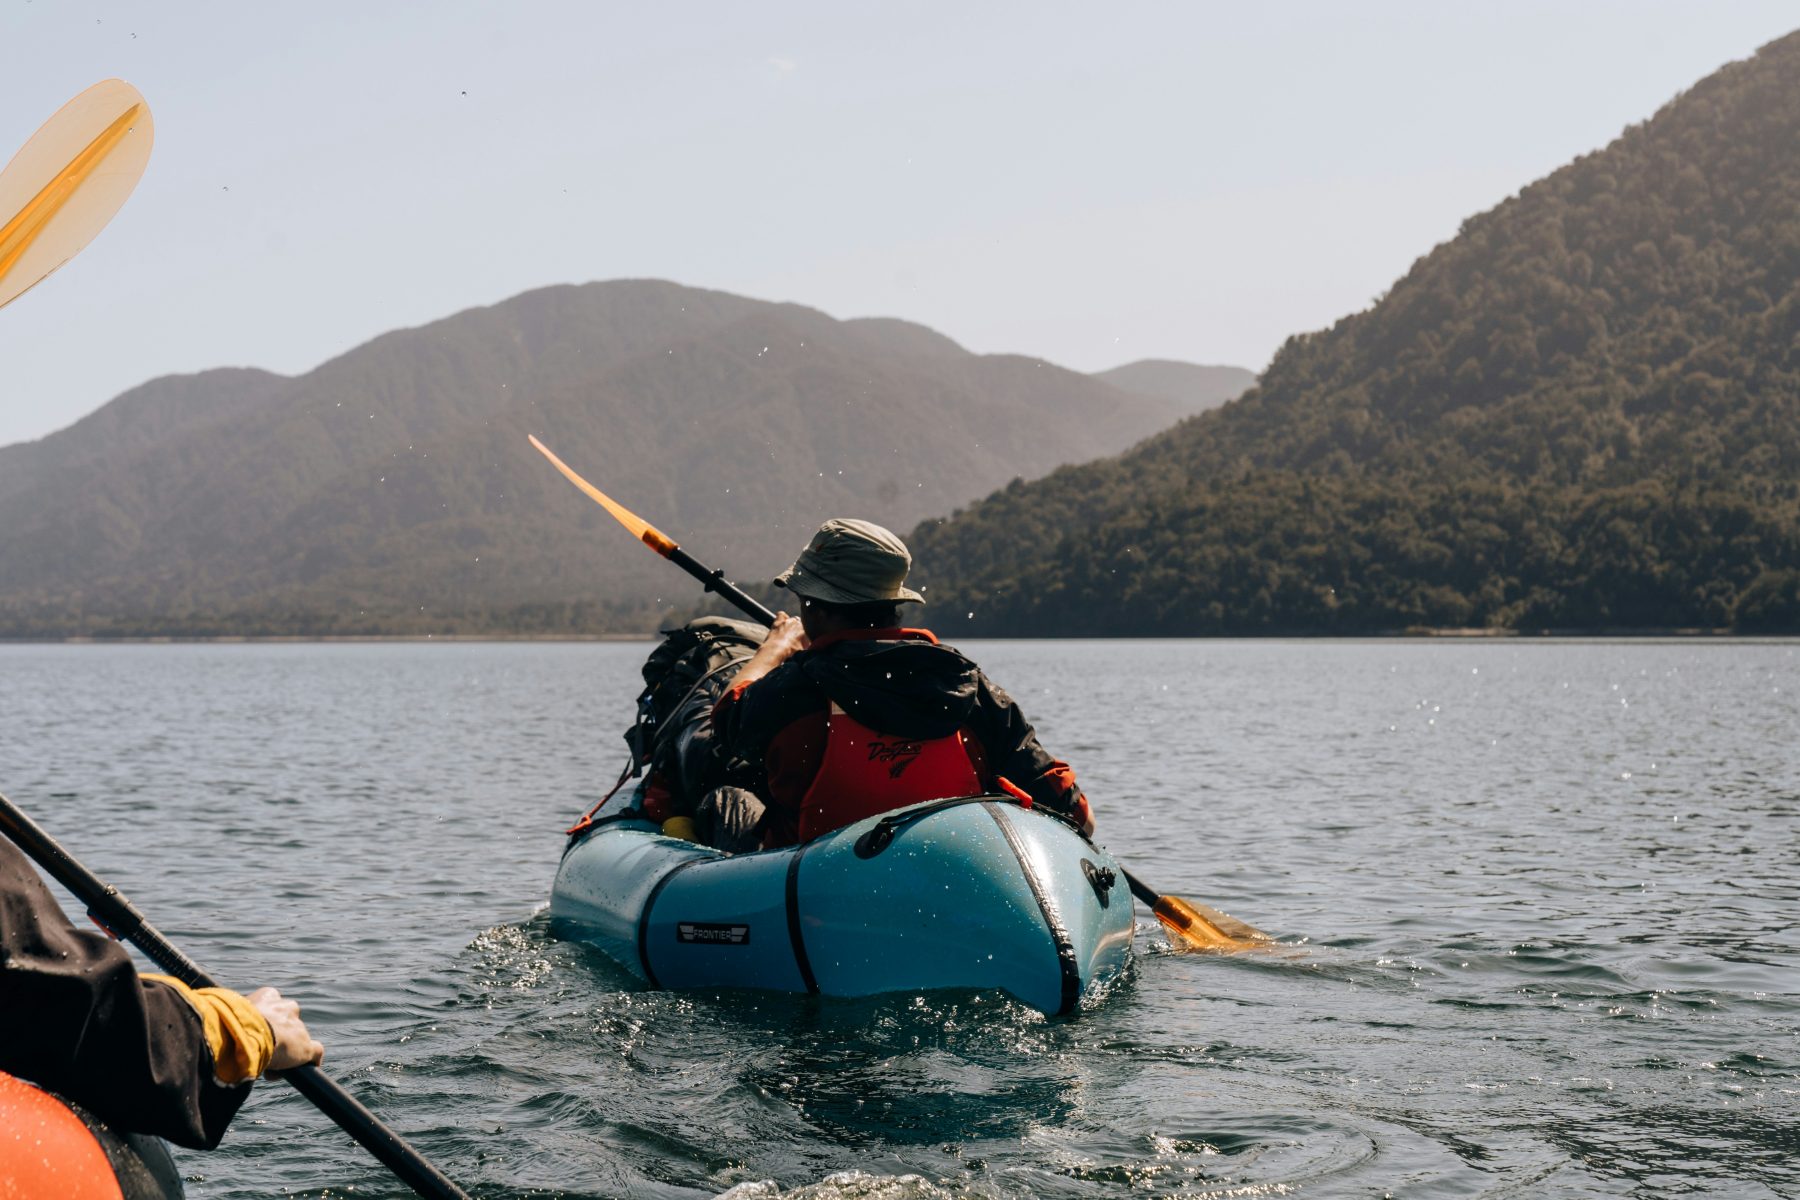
[1,628,1790,645]
[0,633,654,644]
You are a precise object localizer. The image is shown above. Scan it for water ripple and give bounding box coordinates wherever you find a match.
[1,640,1796,1198]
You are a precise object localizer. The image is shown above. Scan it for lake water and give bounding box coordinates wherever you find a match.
[1,640,1795,1199]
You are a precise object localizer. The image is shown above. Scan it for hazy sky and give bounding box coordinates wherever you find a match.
[2,2,1796,447]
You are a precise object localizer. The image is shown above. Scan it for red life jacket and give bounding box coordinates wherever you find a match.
[796,702,987,841]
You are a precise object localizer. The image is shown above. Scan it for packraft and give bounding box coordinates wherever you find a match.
[0,1071,185,1200]
[549,787,1135,1016]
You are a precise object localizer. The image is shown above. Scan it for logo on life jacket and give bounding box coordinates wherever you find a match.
[867,740,924,779]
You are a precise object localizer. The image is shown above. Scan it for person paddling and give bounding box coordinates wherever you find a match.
[0,834,323,1149]
[702,518,1094,851]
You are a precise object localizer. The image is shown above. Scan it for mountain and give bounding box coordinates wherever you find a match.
[0,280,1207,636]
[1091,360,1256,416]
[908,31,1800,635]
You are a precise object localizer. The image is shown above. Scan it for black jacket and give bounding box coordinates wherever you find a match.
[0,836,250,1148]
[714,628,1088,845]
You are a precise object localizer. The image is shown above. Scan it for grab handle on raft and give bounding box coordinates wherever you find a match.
[852,793,1001,859]
[0,790,477,1200]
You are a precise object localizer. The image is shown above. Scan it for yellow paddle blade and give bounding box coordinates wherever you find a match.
[1153,895,1274,953]
[527,434,678,555]
[0,79,154,311]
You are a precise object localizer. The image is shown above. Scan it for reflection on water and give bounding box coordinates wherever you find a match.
[0,639,1796,1198]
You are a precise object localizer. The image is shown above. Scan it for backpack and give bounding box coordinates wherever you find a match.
[624,615,766,809]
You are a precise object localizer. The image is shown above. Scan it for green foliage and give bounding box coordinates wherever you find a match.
[910,31,1800,635]
[1734,569,1800,631]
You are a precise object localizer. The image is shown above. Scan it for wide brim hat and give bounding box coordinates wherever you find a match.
[774,518,925,606]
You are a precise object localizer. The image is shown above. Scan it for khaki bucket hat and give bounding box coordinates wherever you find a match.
[774,518,925,606]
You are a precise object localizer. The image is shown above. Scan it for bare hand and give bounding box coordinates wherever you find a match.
[761,611,809,665]
[247,986,324,1073]
[725,611,810,693]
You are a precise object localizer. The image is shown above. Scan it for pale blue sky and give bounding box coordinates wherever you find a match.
[2,2,1796,447]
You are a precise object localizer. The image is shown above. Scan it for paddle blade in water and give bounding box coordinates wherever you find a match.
[0,79,154,311]
[528,434,678,555]
[1153,894,1273,953]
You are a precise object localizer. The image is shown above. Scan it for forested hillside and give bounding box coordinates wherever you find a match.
[0,281,1226,637]
[909,30,1800,635]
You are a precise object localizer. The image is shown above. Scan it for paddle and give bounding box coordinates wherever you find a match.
[527,434,1274,953]
[0,791,476,1200]
[0,79,155,311]
[528,435,777,625]
[1121,869,1271,952]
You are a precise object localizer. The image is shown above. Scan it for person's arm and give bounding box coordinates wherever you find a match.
[711,612,821,848]
[719,611,808,697]
[0,837,320,1149]
[141,976,323,1081]
[711,610,810,776]
[967,672,1095,837]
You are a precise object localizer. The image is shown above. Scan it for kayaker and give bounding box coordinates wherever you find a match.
[705,518,1094,850]
[0,834,324,1149]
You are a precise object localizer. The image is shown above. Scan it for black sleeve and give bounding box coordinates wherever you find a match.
[965,671,1089,823]
[0,837,250,1149]
[711,658,814,773]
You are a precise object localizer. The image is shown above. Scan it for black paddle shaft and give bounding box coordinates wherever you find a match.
[665,544,778,627]
[1121,868,1162,909]
[0,791,475,1200]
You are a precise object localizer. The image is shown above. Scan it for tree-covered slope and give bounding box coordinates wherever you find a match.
[909,30,1800,635]
[0,280,1210,636]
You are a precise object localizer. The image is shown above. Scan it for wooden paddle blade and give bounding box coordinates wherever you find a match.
[527,434,678,554]
[0,79,153,310]
[1183,899,1272,944]
[1153,895,1273,953]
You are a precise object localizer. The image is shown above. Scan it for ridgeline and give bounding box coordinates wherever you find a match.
[910,31,1800,635]
[0,282,1246,638]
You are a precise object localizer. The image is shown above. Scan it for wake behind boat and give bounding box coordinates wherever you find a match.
[550,788,1136,1015]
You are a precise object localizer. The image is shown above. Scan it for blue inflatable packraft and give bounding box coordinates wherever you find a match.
[549,793,1135,1015]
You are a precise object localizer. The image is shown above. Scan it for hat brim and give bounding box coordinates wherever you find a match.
[774,567,923,606]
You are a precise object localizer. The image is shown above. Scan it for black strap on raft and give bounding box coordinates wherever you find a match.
[783,845,821,993]
[850,793,1086,1014]
[980,800,1083,1015]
